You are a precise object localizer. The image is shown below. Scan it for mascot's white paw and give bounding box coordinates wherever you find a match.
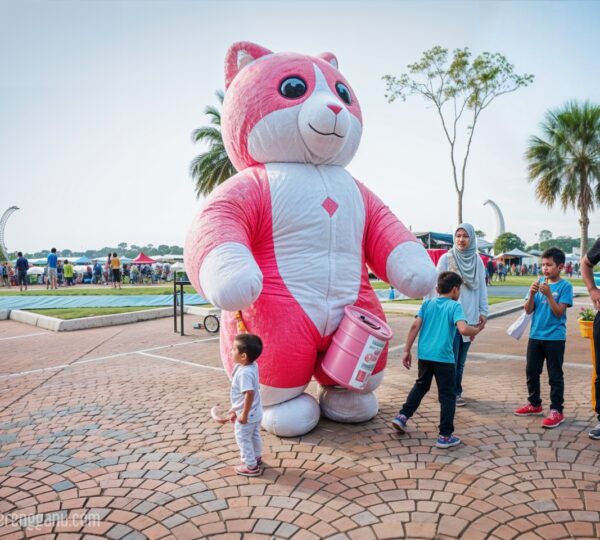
[318,386,379,423]
[261,393,320,437]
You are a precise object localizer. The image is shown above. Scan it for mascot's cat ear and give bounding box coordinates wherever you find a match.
[318,52,339,70]
[225,42,273,89]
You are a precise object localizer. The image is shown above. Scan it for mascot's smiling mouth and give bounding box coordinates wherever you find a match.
[308,123,344,138]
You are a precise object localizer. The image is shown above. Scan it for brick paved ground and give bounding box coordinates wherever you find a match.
[0,302,599,539]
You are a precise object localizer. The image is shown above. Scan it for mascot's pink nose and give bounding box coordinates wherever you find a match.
[327,104,342,115]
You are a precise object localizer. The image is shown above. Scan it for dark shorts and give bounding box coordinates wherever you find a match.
[17,271,27,285]
[112,269,121,282]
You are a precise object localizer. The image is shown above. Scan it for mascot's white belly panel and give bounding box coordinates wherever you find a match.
[266,163,364,336]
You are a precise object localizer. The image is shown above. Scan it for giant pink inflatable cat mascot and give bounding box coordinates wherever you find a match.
[185,42,436,436]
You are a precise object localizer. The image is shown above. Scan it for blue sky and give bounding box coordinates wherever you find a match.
[1,0,599,252]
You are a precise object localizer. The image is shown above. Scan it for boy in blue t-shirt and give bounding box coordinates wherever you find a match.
[514,247,573,428]
[392,271,481,448]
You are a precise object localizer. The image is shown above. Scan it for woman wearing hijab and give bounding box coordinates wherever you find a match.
[436,223,489,407]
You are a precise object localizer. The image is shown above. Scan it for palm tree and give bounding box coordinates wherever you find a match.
[190,90,236,198]
[526,101,600,255]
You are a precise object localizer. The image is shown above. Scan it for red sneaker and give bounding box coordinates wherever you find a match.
[235,464,261,477]
[542,409,564,429]
[514,403,544,416]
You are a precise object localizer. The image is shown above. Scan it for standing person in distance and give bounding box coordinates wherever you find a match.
[15,252,29,292]
[47,247,58,290]
[110,252,121,289]
[434,224,489,407]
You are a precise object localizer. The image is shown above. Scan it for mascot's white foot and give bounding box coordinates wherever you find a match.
[318,386,379,423]
[262,393,320,437]
[318,371,384,423]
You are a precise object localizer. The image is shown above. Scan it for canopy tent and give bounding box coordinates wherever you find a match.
[131,252,157,264]
[74,256,92,264]
[415,231,453,249]
[154,254,184,262]
[170,262,185,270]
[120,256,133,264]
[477,238,494,252]
[495,248,537,266]
[495,248,532,259]
[27,266,44,275]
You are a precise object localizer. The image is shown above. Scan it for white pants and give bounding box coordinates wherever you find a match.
[234,420,262,468]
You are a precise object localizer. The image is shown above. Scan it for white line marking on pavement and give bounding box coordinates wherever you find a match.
[137,351,225,372]
[0,332,50,341]
[0,337,219,380]
[468,351,592,368]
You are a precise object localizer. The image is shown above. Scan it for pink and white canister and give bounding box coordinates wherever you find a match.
[321,305,393,391]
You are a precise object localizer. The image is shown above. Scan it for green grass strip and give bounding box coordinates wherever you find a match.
[0,285,197,297]
[26,307,159,320]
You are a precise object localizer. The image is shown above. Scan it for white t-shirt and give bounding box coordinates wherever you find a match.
[230,362,262,423]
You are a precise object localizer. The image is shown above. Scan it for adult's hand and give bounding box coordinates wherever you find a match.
[590,288,600,310]
[478,315,487,329]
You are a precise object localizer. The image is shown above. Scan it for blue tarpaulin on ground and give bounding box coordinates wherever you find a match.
[0,288,407,311]
[0,294,207,310]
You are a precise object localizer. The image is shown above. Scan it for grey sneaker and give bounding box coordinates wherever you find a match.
[589,423,600,440]
[392,414,408,433]
[436,434,461,449]
[456,396,466,407]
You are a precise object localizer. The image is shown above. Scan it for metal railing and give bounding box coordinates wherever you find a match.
[173,279,191,336]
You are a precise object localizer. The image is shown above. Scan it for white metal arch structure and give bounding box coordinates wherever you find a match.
[483,200,505,241]
[0,206,19,261]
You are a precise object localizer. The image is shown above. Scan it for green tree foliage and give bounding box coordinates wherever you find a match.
[494,232,525,254]
[526,101,600,255]
[539,229,552,242]
[190,90,236,198]
[25,243,184,259]
[539,236,579,253]
[475,230,486,238]
[383,46,533,224]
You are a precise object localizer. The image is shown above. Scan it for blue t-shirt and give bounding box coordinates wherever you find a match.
[16,257,28,273]
[528,278,573,341]
[47,253,58,269]
[417,297,467,363]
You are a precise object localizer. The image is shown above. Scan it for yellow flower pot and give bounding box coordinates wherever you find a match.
[579,319,594,338]
[579,319,597,410]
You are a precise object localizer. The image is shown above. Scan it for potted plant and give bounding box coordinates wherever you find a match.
[578,307,596,338]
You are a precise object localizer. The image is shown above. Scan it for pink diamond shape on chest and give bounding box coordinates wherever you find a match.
[322,197,339,217]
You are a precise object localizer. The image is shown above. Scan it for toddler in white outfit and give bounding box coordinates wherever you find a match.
[229,333,263,476]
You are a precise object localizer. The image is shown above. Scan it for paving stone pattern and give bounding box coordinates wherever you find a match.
[0,315,599,539]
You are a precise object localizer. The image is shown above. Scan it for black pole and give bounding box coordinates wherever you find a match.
[173,276,177,333]
[180,283,184,336]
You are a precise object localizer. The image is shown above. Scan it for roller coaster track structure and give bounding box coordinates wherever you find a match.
[0,206,19,261]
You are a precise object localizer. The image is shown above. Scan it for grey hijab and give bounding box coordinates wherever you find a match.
[451,223,479,290]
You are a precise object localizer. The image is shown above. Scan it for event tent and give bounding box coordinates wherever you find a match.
[132,252,157,264]
[74,256,92,264]
[415,231,453,249]
[495,248,536,265]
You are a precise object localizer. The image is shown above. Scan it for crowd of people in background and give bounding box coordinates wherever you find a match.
[484,259,581,285]
[0,249,175,289]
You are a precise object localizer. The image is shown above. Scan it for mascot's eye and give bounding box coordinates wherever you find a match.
[335,82,352,105]
[279,77,307,99]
